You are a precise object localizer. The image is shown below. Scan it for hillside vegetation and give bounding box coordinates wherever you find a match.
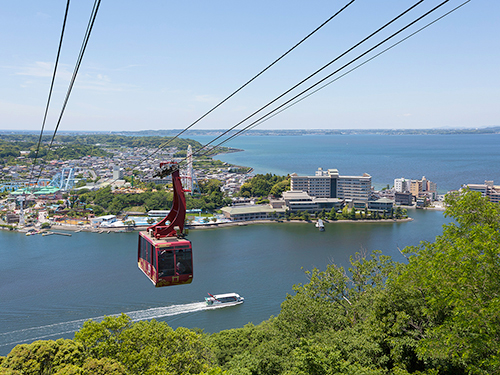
[1,190,498,375]
[0,134,234,162]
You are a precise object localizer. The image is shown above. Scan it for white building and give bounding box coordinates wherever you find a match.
[91,215,117,226]
[337,174,372,202]
[282,190,343,213]
[466,180,500,204]
[112,165,124,180]
[290,168,371,201]
[394,178,411,193]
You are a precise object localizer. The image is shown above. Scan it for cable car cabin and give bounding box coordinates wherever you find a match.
[138,231,193,287]
[138,164,192,287]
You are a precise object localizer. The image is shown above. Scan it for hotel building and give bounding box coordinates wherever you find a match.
[290,168,371,201]
[466,181,500,204]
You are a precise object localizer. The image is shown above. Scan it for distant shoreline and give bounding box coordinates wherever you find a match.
[7,217,414,234]
[112,127,500,137]
[186,217,414,230]
[3,127,499,137]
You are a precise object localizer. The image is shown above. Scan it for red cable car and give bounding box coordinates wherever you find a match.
[138,163,193,287]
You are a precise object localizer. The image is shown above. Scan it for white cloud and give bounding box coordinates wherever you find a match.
[74,73,139,93]
[12,62,137,93]
[194,94,219,104]
[35,12,50,20]
[15,61,72,81]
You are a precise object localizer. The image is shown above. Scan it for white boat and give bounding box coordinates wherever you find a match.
[205,293,244,307]
[315,219,325,231]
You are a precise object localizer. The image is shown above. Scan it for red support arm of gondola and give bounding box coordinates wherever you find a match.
[147,166,187,239]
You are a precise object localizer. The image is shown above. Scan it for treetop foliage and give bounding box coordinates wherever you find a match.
[239,174,290,198]
[397,190,500,373]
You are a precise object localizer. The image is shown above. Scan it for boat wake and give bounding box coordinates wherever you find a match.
[0,302,207,349]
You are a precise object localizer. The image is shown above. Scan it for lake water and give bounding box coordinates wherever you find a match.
[194,134,500,192]
[2,133,499,356]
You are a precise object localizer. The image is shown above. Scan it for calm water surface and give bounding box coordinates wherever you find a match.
[194,134,500,192]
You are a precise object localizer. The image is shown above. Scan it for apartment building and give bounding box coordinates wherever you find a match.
[395,176,437,200]
[290,168,371,201]
[394,178,411,193]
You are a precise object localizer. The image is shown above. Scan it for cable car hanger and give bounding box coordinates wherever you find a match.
[153,162,179,179]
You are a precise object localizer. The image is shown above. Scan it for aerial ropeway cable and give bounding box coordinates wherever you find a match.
[244,0,472,133]
[131,0,357,171]
[143,1,467,288]
[178,0,463,163]
[28,0,71,185]
[32,0,102,189]
[163,0,430,166]
[28,0,469,289]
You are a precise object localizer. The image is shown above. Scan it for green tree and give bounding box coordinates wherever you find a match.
[239,182,252,198]
[79,357,127,375]
[283,339,345,375]
[341,205,350,218]
[394,206,403,219]
[271,251,399,372]
[396,190,500,373]
[0,339,85,374]
[74,315,215,375]
[123,220,135,228]
[143,191,169,211]
[93,187,113,210]
[199,179,223,195]
[269,179,290,198]
[239,174,288,198]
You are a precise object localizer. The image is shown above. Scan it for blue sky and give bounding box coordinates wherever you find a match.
[0,0,498,132]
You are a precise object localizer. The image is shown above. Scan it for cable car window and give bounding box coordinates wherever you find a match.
[139,237,146,261]
[141,237,149,262]
[152,245,157,271]
[175,249,192,275]
[145,241,151,265]
[138,236,142,260]
[158,249,175,277]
